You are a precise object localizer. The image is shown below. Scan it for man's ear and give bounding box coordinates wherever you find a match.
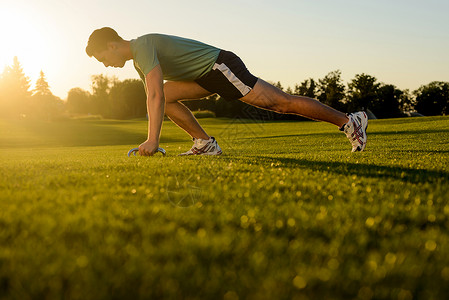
[107,42,118,51]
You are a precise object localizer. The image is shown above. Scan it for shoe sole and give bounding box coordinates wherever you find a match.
[178,150,222,156]
[200,151,222,156]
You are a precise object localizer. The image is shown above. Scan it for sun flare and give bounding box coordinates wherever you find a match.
[0,5,55,88]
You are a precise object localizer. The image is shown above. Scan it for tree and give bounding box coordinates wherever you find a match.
[91,74,114,99]
[414,81,449,116]
[33,70,52,96]
[66,88,92,115]
[108,79,146,119]
[268,81,284,91]
[398,89,413,113]
[274,81,284,91]
[0,57,32,117]
[294,78,316,98]
[90,74,117,117]
[6,56,31,99]
[183,94,218,113]
[347,73,380,112]
[30,71,63,120]
[317,70,346,111]
[373,84,403,118]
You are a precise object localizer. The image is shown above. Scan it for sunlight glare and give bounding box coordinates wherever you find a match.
[0,5,55,88]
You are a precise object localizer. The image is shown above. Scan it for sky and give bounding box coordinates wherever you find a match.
[0,0,448,99]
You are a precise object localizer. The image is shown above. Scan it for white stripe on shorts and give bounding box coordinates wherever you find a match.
[212,63,252,96]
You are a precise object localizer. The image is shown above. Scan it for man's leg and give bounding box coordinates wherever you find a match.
[163,81,213,139]
[240,79,349,127]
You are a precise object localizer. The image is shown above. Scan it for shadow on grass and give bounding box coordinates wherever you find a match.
[2,119,184,148]
[238,127,449,141]
[242,132,336,140]
[223,155,449,184]
[368,129,449,136]
[396,150,449,154]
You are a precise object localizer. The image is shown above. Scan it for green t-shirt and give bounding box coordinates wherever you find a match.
[130,34,220,82]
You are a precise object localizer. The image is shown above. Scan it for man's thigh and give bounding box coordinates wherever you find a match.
[164,81,213,103]
[240,79,288,110]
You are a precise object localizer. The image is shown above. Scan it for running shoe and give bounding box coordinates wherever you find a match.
[179,136,222,156]
[340,111,368,152]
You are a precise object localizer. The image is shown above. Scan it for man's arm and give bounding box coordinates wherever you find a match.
[138,64,165,156]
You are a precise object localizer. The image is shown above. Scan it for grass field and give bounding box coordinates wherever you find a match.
[1,116,449,300]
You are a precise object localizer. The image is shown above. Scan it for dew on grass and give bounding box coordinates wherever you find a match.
[292,275,307,289]
[425,240,437,251]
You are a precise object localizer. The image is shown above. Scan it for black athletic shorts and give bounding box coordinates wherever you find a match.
[195,50,258,100]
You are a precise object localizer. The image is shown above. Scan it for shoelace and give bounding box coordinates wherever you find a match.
[191,139,214,153]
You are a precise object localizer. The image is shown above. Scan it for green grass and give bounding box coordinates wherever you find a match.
[1,116,449,300]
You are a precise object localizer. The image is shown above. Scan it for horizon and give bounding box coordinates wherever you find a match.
[1,0,448,99]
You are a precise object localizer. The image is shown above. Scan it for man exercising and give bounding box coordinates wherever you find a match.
[86,27,368,156]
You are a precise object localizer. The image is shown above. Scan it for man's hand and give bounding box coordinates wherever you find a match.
[138,139,160,156]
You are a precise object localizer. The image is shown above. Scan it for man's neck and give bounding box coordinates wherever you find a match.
[121,40,133,61]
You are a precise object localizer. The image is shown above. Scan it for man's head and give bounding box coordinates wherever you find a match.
[86,27,130,68]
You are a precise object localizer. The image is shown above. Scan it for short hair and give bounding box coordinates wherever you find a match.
[86,27,123,57]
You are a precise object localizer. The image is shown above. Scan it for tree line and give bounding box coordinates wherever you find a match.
[0,57,63,120]
[1,57,448,121]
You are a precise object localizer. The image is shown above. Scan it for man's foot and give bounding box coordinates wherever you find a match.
[179,136,222,156]
[340,111,368,152]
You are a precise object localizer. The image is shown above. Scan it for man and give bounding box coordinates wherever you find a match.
[86,27,367,156]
